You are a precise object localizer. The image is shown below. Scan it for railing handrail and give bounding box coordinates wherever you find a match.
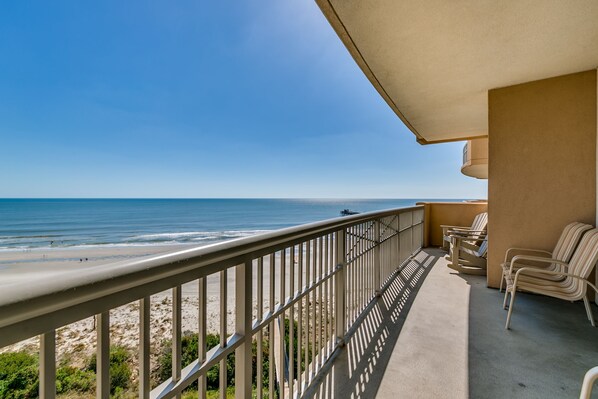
[0,205,423,347]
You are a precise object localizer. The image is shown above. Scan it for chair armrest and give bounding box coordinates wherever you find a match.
[513,267,598,295]
[509,255,567,275]
[452,235,488,245]
[448,229,487,235]
[504,247,552,263]
[580,366,598,399]
[440,225,468,229]
[441,225,468,237]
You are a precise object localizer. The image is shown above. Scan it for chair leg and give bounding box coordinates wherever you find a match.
[451,240,459,269]
[583,296,595,327]
[502,289,510,310]
[499,273,504,292]
[505,289,517,329]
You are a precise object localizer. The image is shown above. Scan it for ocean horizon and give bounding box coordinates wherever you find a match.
[0,198,469,251]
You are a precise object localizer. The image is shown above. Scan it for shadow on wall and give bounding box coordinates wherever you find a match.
[307,250,439,398]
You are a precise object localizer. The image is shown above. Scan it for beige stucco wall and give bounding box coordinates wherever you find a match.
[487,70,597,288]
[418,202,488,247]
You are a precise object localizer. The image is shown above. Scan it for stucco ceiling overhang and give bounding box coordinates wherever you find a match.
[316,0,598,144]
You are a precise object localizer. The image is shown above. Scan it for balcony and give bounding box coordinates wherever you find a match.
[311,248,598,398]
[461,139,488,179]
[1,205,597,398]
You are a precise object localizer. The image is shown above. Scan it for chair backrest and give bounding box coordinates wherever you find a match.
[469,212,488,242]
[565,229,598,298]
[551,222,593,262]
[476,238,488,258]
[471,212,488,231]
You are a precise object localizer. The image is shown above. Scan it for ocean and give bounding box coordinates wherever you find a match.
[0,198,464,251]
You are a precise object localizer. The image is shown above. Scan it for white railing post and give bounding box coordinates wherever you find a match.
[198,277,207,398]
[219,270,228,399]
[411,211,416,254]
[374,220,381,295]
[397,213,402,269]
[335,229,346,345]
[40,330,56,399]
[172,286,182,399]
[96,312,110,399]
[235,260,253,399]
[420,210,425,250]
[139,297,150,399]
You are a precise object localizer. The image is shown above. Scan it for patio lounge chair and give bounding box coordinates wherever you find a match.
[441,211,488,250]
[446,234,488,275]
[499,222,593,305]
[504,228,598,329]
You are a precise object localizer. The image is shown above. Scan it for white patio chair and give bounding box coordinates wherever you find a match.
[499,222,593,305]
[441,211,488,250]
[580,366,598,399]
[446,234,488,275]
[504,228,598,329]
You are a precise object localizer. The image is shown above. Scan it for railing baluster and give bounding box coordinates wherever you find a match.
[219,271,227,399]
[311,238,319,376]
[97,312,110,399]
[139,297,150,399]
[354,225,358,321]
[235,260,253,399]
[281,249,286,308]
[360,224,364,311]
[289,246,295,397]
[173,286,182,399]
[335,229,346,343]
[257,258,264,399]
[327,235,333,355]
[366,225,369,298]
[324,235,332,358]
[324,234,330,357]
[269,254,275,399]
[279,249,286,399]
[351,226,356,323]
[395,215,400,268]
[358,224,362,311]
[305,241,311,386]
[40,330,56,399]
[318,236,323,371]
[374,220,382,296]
[198,277,207,399]
[297,243,304,395]
[360,224,364,310]
[397,213,403,267]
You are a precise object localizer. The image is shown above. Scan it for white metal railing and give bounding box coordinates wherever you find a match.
[0,206,424,398]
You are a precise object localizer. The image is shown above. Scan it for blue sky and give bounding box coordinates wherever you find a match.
[0,1,487,199]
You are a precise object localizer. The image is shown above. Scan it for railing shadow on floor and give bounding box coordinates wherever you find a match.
[305,249,440,398]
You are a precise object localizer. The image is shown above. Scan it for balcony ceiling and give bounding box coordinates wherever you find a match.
[316,0,598,144]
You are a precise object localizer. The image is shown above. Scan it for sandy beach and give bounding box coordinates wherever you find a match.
[0,243,288,370]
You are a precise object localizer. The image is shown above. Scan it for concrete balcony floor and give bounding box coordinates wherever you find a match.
[309,248,598,398]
